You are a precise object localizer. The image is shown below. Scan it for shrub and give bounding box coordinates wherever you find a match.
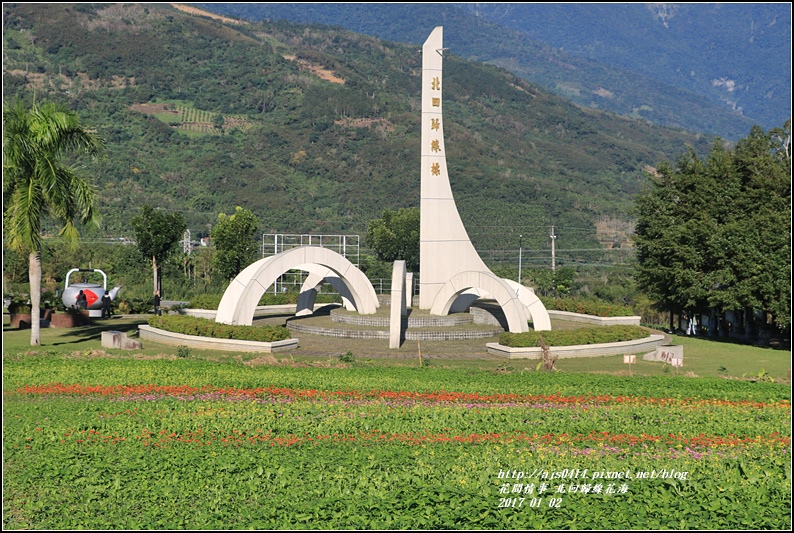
[188,294,223,310]
[7,297,31,314]
[117,297,151,314]
[188,292,342,310]
[499,325,649,348]
[539,296,635,317]
[148,315,291,343]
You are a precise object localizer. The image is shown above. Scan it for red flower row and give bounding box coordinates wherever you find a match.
[10,382,790,410]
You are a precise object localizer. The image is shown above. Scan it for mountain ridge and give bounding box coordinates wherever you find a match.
[3,3,718,257]
[194,2,789,141]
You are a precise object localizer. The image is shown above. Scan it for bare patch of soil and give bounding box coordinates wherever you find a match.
[65,349,178,360]
[283,55,345,84]
[239,355,279,367]
[170,3,245,25]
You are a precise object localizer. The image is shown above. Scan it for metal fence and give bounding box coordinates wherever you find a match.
[261,234,360,267]
[267,272,417,296]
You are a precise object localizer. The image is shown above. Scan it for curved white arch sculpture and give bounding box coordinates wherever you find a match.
[430,271,529,333]
[446,281,551,331]
[501,279,552,331]
[216,246,378,326]
[295,268,357,316]
[419,27,550,333]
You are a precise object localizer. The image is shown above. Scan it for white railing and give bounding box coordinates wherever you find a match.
[262,233,360,267]
[263,274,418,296]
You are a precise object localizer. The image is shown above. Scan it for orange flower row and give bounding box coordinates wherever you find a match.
[10,382,790,410]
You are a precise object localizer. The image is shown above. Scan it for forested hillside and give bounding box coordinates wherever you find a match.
[3,2,714,256]
[459,3,791,134]
[197,2,772,141]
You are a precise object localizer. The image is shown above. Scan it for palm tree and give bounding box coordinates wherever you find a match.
[3,99,102,346]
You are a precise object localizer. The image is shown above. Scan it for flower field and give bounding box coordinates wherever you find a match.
[3,356,790,529]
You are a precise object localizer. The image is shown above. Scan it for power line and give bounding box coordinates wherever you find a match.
[467,225,598,232]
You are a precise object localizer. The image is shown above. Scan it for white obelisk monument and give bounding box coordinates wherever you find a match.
[418,26,550,333]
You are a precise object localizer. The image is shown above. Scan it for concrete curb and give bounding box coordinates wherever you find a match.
[286,321,503,341]
[486,334,666,359]
[138,325,298,353]
[546,310,642,326]
[180,305,298,320]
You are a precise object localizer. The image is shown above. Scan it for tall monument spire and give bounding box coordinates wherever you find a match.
[418,26,551,332]
[419,27,489,307]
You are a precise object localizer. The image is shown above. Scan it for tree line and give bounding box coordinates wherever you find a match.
[634,121,791,336]
[5,96,790,347]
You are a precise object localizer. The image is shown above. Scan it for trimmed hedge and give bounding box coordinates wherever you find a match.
[148,315,291,343]
[187,294,224,310]
[499,325,649,348]
[188,292,340,310]
[116,297,152,314]
[539,296,635,317]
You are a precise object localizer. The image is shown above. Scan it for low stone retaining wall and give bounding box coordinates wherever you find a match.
[183,305,640,328]
[138,325,298,353]
[330,308,473,327]
[378,295,421,307]
[486,334,666,359]
[287,322,389,339]
[175,304,645,352]
[405,328,502,341]
[180,308,218,320]
[468,306,641,329]
[287,321,503,341]
[546,310,641,326]
[469,306,507,328]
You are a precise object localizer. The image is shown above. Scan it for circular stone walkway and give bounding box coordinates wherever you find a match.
[285,304,504,341]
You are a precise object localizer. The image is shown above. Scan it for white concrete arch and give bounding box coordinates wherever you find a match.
[429,271,529,333]
[295,268,357,316]
[501,279,551,331]
[444,282,551,331]
[216,246,378,326]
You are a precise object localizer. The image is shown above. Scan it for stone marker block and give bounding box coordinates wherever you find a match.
[642,344,683,362]
[102,330,143,350]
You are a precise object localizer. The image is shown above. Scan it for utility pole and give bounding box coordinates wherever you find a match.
[518,234,523,285]
[550,226,557,297]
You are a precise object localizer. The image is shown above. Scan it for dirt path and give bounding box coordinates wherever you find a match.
[170,4,245,25]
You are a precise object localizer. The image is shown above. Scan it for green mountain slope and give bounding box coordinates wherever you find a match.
[195,2,770,141]
[3,3,714,254]
[460,2,791,133]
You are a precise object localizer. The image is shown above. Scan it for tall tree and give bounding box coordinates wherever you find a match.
[726,123,791,328]
[131,205,186,296]
[211,206,260,281]
[365,207,420,272]
[634,123,791,333]
[3,99,102,346]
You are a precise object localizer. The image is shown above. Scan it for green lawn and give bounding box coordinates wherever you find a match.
[2,314,790,381]
[3,314,790,529]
